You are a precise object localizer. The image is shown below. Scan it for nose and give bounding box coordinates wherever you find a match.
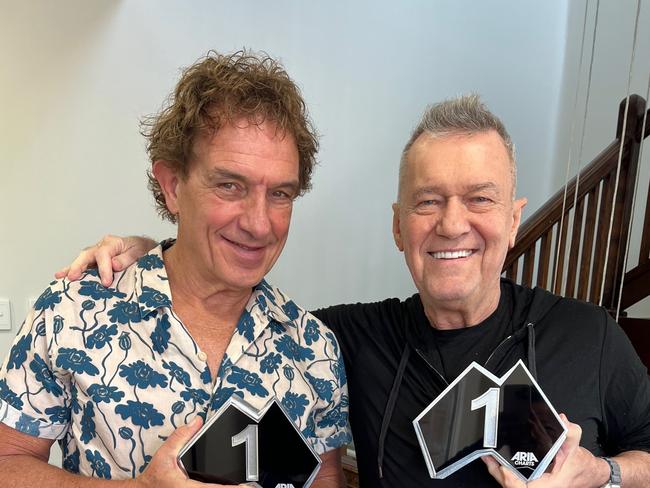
[240,191,272,239]
[435,198,470,239]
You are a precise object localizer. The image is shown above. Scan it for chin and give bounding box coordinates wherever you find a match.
[218,268,266,291]
[424,282,475,304]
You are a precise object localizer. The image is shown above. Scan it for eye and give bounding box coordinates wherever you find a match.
[416,198,440,208]
[471,196,493,204]
[213,181,245,199]
[271,189,295,204]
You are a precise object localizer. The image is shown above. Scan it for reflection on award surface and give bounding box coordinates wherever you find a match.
[178,396,321,487]
[413,360,567,482]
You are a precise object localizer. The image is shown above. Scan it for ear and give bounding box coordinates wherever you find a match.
[392,202,404,252]
[508,197,527,248]
[152,161,181,217]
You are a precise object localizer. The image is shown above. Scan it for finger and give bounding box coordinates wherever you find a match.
[500,467,527,488]
[560,414,582,450]
[482,456,506,485]
[67,252,91,281]
[164,416,203,457]
[96,246,117,287]
[550,414,582,474]
[112,256,127,272]
[54,266,70,279]
[483,456,527,488]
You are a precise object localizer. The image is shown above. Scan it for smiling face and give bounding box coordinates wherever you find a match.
[155,120,299,294]
[393,130,526,326]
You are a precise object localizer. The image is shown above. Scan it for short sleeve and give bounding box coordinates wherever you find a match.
[0,285,70,439]
[600,310,650,453]
[305,327,352,453]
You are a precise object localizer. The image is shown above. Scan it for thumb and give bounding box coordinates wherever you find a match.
[164,416,204,457]
[112,255,129,272]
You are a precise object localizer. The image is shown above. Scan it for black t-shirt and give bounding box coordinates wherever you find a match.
[314,279,650,487]
[416,289,514,383]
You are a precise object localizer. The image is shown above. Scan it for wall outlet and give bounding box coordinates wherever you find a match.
[0,298,12,331]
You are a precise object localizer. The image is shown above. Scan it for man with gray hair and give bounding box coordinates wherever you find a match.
[53,94,650,487]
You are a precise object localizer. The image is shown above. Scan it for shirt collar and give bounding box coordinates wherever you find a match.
[248,279,293,326]
[133,246,173,320]
[133,246,293,329]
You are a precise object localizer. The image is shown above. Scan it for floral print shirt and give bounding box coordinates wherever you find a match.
[0,246,351,480]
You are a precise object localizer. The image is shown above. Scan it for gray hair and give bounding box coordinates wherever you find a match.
[397,94,516,200]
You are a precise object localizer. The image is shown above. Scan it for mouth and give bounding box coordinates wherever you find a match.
[222,236,266,252]
[429,249,475,260]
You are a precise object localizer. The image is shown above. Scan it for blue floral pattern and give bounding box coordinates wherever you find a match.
[119,361,167,389]
[115,400,165,428]
[7,333,31,370]
[0,245,350,481]
[86,449,111,479]
[226,366,269,397]
[86,324,118,349]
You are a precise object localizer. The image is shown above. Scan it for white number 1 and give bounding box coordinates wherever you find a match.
[231,424,259,481]
[470,387,500,448]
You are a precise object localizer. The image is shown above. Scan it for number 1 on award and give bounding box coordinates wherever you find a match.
[470,387,500,448]
[232,424,260,481]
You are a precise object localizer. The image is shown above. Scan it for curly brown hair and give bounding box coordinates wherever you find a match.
[143,50,319,223]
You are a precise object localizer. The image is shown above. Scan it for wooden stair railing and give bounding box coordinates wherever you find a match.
[503,95,649,314]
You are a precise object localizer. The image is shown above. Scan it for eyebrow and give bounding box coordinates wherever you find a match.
[466,182,500,193]
[204,167,300,194]
[412,182,500,199]
[204,168,248,184]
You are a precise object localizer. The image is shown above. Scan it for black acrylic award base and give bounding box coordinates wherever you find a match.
[413,360,566,482]
[178,396,321,487]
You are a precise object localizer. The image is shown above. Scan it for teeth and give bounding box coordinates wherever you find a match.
[225,237,261,251]
[430,250,473,259]
[234,242,260,251]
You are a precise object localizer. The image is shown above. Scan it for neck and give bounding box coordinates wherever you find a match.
[422,287,501,330]
[164,243,252,326]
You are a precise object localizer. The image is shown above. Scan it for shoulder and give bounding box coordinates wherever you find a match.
[528,288,616,359]
[312,296,411,330]
[258,281,340,349]
[310,296,420,363]
[538,294,609,330]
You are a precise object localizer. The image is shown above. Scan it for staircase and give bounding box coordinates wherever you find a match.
[503,95,650,367]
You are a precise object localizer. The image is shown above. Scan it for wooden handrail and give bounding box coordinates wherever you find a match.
[503,95,648,312]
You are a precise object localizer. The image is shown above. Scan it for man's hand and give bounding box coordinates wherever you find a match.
[133,416,250,488]
[55,235,157,287]
[482,414,610,488]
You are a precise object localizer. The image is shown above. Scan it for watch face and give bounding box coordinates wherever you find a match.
[413,360,567,482]
[178,396,321,487]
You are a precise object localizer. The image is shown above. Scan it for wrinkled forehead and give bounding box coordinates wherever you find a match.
[190,119,299,165]
[402,130,515,196]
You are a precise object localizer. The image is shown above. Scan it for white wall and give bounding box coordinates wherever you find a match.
[0,0,571,361]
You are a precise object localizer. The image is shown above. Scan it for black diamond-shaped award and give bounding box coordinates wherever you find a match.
[413,360,566,482]
[178,396,321,487]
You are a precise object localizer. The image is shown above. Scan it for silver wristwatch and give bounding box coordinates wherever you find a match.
[600,457,621,488]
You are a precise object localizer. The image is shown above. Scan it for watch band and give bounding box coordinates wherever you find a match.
[601,456,622,488]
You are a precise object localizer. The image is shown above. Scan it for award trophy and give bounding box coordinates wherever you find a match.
[178,396,321,487]
[413,360,566,482]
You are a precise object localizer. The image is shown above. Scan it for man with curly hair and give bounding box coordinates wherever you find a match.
[0,51,350,487]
